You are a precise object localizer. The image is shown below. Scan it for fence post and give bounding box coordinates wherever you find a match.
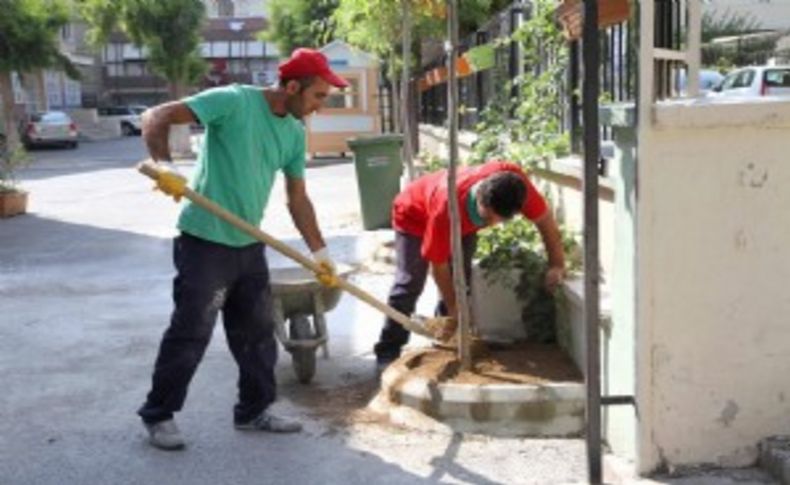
[582,0,602,482]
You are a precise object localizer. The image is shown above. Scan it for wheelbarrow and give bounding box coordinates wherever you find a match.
[270,264,352,384]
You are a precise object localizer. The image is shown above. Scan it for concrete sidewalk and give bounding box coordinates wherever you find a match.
[0,141,589,485]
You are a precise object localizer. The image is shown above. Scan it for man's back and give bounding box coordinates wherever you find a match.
[178,84,306,247]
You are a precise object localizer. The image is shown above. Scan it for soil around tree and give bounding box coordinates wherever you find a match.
[285,342,582,432]
[403,342,583,385]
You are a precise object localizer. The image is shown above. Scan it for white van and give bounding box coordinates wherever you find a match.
[98,105,147,136]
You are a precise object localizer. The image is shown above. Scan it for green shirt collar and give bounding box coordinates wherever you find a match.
[467,183,484,227]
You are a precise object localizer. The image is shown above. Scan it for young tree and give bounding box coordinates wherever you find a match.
[0,0,77,150]
[80,0,207,100]
[332,0,505,176]
[81,0,207,155]
[262,0,339,56]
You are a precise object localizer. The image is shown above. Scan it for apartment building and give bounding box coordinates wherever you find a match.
[7,18,95,118]
[101,0,280,106]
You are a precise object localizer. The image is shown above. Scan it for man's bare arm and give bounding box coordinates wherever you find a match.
[141,102,197,162]
[431,262,458,318]
[285,176,326,252]
[533,210,566,289]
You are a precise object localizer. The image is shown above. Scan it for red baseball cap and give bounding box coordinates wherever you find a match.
[278,48,350,88]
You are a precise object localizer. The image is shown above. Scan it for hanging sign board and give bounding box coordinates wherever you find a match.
[418,43,497,91]
[556,0,630,41]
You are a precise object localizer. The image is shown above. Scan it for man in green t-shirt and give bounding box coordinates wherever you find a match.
[137,49,348,450]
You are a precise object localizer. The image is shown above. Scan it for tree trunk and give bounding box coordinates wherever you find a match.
[0,71,21,152]
[168,81,195,159]
[388,54,402,134]
[401,0,416,180]
[447,0,473,370]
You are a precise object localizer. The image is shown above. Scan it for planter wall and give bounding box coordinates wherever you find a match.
[470,264,526,343]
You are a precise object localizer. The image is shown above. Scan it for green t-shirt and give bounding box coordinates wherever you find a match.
[178,84,306,247]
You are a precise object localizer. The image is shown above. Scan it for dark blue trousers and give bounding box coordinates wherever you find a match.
[373,231,476,363]
[138,233,277,424]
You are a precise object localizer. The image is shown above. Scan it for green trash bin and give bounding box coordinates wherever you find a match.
[347,134,404,230]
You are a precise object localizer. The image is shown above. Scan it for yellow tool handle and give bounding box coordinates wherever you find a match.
[138,161,431,337]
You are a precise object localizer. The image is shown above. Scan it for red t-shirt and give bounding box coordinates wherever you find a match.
[392,160,548,263]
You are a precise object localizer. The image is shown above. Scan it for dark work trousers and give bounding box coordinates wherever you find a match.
[138,233,277,425]
[373,231,477,363]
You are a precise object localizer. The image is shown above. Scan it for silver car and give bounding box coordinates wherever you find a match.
[21,111,79,149]
[98,105,146,136]
[710,65,790,98]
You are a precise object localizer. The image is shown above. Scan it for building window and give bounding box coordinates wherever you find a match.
[126,62,145,77]
[325,75,361,110]
[217,0,234,17]
[61,23,71,41]
[229,59,247,74]
[107,63,123,77]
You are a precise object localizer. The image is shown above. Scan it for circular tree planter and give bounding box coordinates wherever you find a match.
[372,345,585,437]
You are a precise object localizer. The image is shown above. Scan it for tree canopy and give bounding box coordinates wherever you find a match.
[80,0,207,96]
[0,0,77,149]
[262,0,339,56]
[332,0,513,69]
[0,0,77,76]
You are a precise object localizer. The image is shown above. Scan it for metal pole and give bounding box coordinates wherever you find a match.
[582,0,602,483]
[446,0,472,370]
[569,40,581,154]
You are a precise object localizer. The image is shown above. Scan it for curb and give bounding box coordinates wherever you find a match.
[376,349,585,437]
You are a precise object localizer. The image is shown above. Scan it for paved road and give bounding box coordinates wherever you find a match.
[0,138,590,485]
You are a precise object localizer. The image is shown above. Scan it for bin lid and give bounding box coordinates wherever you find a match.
[347,134,404,148]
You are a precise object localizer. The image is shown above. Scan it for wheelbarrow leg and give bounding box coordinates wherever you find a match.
[312,292,329,359]
[272,298,288,346]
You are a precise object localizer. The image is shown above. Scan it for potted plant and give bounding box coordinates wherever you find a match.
[0,132,30,218]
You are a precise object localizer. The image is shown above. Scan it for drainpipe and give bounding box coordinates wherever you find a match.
[582,0,602,483]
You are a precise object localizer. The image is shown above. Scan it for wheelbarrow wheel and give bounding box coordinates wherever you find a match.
[289,315,316,384]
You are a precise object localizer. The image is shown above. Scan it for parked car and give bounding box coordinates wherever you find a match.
[20,111,79,149]
[676,69,725,96]
[709,65,790,98]
[98,105,147,136]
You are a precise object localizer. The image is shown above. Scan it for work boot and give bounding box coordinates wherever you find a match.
[234,410,302,433]
[143,419,185,451]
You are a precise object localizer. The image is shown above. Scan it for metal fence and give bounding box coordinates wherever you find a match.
[420,2,526,130]
[417,1,658,153]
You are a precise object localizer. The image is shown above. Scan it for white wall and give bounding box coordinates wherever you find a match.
[636,98,790,471]
[310,115,374,133]
[204,0,266,18]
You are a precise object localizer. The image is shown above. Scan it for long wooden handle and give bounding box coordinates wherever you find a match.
[138,161,431,337]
